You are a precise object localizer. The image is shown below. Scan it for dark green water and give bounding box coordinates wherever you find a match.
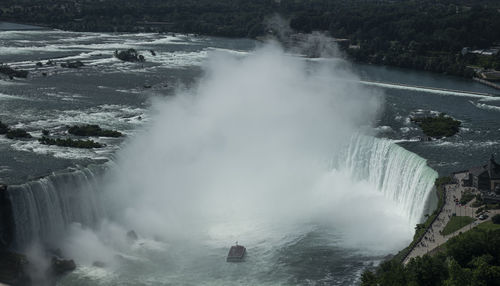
[0,30,499,285]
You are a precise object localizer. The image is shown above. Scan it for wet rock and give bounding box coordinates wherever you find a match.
[6,129,32,139]
[0,122,8,135]
[60,61,84,69]
[0,64,28,78]
[0,250,30,286]
[126,230,138,241]
[35,62,43,68]
[114,49,145,62]
[50,256,76,275]
[150,50,156,56]
[0,185,14,250]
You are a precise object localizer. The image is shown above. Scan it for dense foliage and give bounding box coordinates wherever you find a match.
[362,228,500,286]
[412,113,462,138]
[38,136,103,148]
[493,214,500,225]
[2,0,500,76]
[68,125,123,137]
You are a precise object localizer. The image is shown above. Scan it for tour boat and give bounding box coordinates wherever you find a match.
[226,242,246,262]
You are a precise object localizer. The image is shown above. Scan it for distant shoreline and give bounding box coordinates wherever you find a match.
[0,21,49,31]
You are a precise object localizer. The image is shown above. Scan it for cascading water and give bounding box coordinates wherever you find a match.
[339,134,438,225]
[7,165,106,250]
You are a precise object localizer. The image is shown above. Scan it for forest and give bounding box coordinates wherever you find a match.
[1,0,500,76]
[361,227,500,286]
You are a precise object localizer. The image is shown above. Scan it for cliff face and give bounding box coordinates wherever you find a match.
[0,184,14,250]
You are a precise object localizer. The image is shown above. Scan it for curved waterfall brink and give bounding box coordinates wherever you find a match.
[340,135,438,225]
[7,165,106,250]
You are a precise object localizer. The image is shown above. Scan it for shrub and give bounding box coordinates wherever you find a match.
[492,214,500,224]
[411,113,461,138]
[38,136,103,148]
[67,125,122,137]
[460,191,475,205]
[60,60,84,68]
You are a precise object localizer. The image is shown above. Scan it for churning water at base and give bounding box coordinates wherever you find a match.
[2,134,437,285]
[7,165,106,250]
[3,134,438,285]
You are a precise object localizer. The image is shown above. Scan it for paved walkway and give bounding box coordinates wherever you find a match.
[403,172,500,264]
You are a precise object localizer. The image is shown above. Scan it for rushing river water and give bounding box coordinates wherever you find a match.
[0,30,499,285]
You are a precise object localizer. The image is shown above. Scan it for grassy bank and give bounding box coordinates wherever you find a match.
[441,216,475,235]
[476,221,500,231]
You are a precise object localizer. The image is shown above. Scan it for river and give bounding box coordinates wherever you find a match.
[0,30,499,285]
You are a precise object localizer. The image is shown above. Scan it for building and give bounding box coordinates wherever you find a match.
[466,155,500,203]
[469,155,500,191]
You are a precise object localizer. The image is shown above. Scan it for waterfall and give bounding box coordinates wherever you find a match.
[3,134,436,250]
[6,165,106,250]
[339,135,438,225]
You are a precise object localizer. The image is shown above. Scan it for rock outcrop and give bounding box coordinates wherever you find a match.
[60,61,84,69]
[0,250,30,286]
[0,185,14,250]
[126,230,138,242]
[114,49,145,62]
[50,256,76,275]
[0,65,29,79]
[6,129,32,140]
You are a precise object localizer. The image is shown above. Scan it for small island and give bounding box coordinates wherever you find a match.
[6,129,32,139]
[0,64,28,79]
[38,137,104,149]
[0,122,32,139]
[68,125,123,137]
[114,49,145,62]
[60,61,84,69]
[411,113,461,138]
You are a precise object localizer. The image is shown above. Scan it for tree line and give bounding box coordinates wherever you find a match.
[361,227,500,286]
[2,0,500,76]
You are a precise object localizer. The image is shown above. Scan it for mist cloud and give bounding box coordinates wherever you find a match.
[93,42,413,259]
